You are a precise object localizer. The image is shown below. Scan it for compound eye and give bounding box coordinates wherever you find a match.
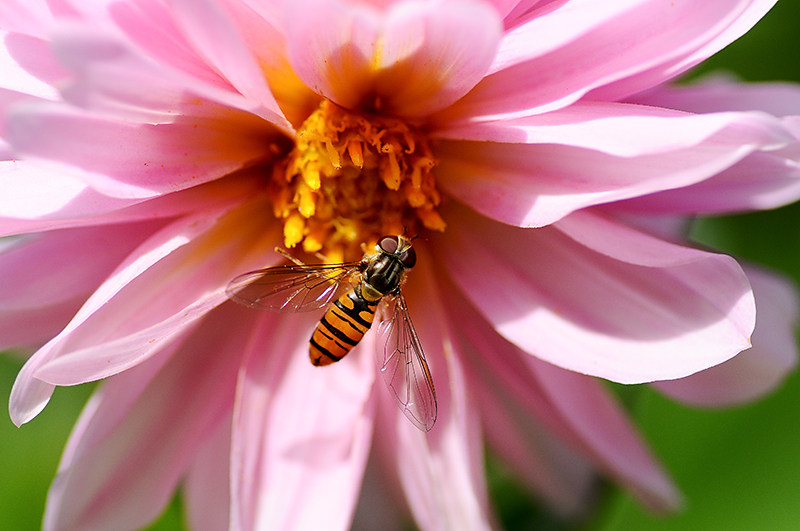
[400,247,417,269]
[378,235,398,254]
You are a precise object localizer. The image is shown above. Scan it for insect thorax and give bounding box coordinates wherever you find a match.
[362,254,405,296]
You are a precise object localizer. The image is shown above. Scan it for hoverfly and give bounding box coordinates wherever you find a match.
[226,235,437,431]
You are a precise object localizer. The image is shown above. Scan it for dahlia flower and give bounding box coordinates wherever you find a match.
[2,0,799,530]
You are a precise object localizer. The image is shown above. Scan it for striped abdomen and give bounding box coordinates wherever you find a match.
[309,288,378,366]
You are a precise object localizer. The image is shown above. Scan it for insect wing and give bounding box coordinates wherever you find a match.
[375,293,437,431]
[226,262,360,312]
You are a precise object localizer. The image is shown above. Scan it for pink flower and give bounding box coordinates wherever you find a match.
[1,0,799,529]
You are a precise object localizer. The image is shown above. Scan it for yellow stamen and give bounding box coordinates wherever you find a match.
[270,100,445,260]
[296,181,316,218]
[284,212,305,248]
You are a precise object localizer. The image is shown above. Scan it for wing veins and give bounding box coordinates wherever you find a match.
[227,260,361,312]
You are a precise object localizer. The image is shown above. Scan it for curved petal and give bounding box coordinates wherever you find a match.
[59,0,289,132]
[42,303,249,531]
[0,301,84,354]
[0,222,165,311]
[0,220,166,350]
[0,31,65,101]
[502,0,554,28]
[0,0,55,39]
[490,0,663,74]
[627,75,800,117]
[654,265,799,406]
[466,344,598,517]
[591,0,778,102]
[0,138,11,160]
[166,0,290,129]
[33,200,280,384]
[435,102,791,156]
[9,197,278,426]
[611,148,800,215]
[6,99,277,199]
[445,0,764,121]
[622,79,800,214]
[436,203,755,383]
[47,23,288,130]
[286,0,502,117]
[527,357,682,512]
[0,161,108,229]
[183,411,233,531]
[375,254,494,531]
[444,278,680,512]
[230,312,375,531]
[0,169,262,238]
[0,161,261,237]
[214,0,321,128]
[100,0,235,90]
[434,104,791,227]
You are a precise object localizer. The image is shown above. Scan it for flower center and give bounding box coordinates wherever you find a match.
[269,100,445,263]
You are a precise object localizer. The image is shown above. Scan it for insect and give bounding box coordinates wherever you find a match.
[226,235,437,431]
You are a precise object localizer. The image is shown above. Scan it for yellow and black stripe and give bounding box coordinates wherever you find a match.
[309,289,378,366]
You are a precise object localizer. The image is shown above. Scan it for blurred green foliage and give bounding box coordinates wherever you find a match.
[3,1,800,530]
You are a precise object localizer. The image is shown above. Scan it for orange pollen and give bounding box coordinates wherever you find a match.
[269,100,445,262]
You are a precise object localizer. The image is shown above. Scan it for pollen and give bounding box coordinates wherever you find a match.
[269,100,445,261]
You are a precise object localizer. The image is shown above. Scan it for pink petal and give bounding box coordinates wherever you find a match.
[627,75,800,117]
[446,282,680,512]
[490,0,664,74]
[470,359,597,517]
[527,357,682,511]
[654,265,799,406]
[183,412,233,531]
[43,303,249,531]
[0,302,83,354]
[103,0,237,92]
[502,1,547,26]
[6,99,277,199]
[448,0,768,120]
[56,0,289,131]
[0,220,166,350]
[0,138,11,159]
[48,24,286,127]
[592,0,779,102]
[375,256,494,531]
[211,0,288,73]
[436,203,755,384]
[165,0,289,127]
[434,104,791,227]
[611,149,800,215]
[487,0,528,21]
[436,101,790,156]
[9,199,278,425]
[0,31,65,101]
[231,312,375,531]
[212,0,322,128]
[6,213,211,425]
[0,162,261,237]
[285,0,502,116]
[0,162,93,228]
[0,0,55,39]
[0,222,164,311]
[34,201,280,384]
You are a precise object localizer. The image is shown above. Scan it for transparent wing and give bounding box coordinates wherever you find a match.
[375,293,438,431]
[226,261,361,312]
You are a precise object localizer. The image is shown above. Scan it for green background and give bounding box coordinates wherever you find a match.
[3,1,800,529]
